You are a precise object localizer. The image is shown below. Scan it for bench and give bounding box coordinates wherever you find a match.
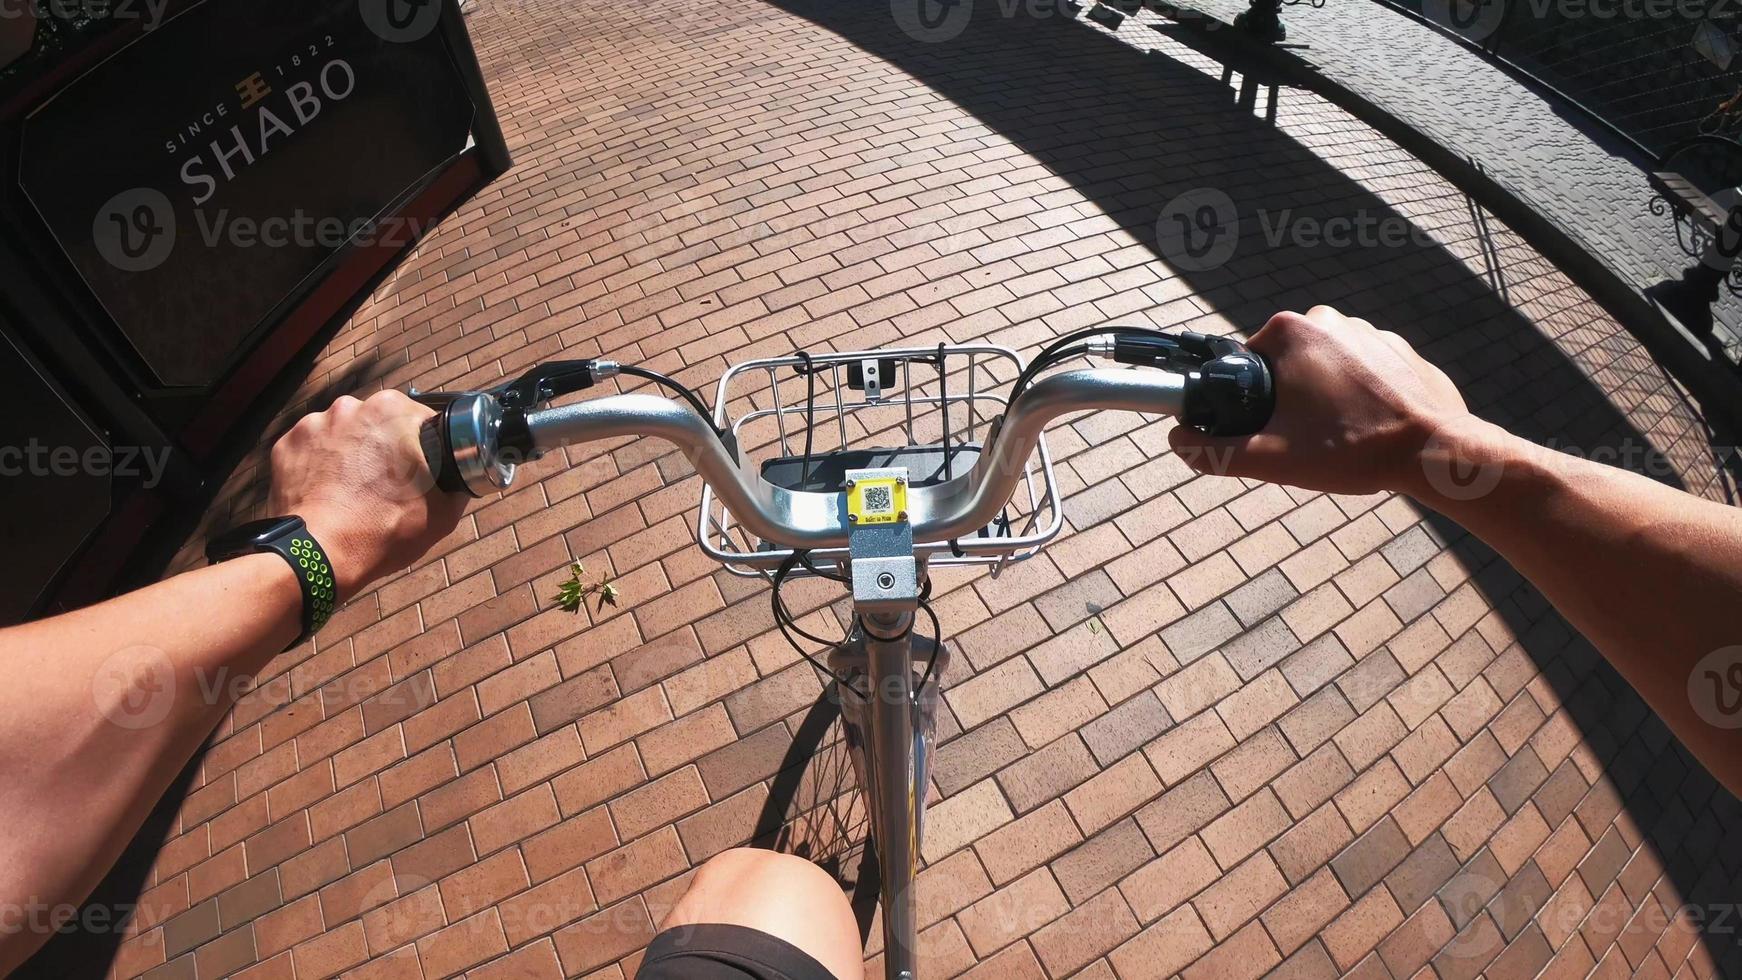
[1647,135,1742,290]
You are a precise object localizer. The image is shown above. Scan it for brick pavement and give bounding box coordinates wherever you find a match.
[91,0,1742,978]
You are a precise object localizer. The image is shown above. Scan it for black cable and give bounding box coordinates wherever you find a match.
[1008,325,1176,404]
[915,580,945,695]
[617,364,725,439]
[936,341,953,479]
[798,551,851,583]
[771,552,855,687]
[793,351,820,483]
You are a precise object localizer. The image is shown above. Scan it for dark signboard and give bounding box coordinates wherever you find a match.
[17,0,479,387]
[0,0,508,624]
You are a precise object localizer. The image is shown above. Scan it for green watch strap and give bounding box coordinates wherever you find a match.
[284,534,337,637]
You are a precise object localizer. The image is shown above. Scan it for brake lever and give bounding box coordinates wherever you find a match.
[407,388,471,412]
[497,359,617,409]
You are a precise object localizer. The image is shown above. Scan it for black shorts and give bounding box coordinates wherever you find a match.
[636,923,836,980]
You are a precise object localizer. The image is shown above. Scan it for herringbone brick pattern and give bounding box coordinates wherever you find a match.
[103,1,1742,978]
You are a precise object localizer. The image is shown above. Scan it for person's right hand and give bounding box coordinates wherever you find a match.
[1168,305,1474,495]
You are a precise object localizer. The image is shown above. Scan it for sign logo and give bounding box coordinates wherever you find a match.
[892,0,975,42]
[360,0,442,43]
[92,188,176,271]
[1156,187,1238,272]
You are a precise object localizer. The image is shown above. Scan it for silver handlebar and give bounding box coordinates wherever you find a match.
[506,366,1186,551]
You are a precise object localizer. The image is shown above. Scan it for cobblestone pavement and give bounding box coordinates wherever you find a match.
[1183,0,1742,363]
[88,0,1742,978]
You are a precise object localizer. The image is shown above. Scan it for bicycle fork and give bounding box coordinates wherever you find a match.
[830,468,947,979]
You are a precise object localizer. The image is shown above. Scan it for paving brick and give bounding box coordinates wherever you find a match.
[1109,905,1215,979]
[1145,710,1237,787]
[923,779,1014,865]
[1118,831,1223,927]
[1322,885,1405,972]
[1028,887,1140,977]
[933,718,1028,797]
[957,869,1070,957]
[1133,769,1232,856]
[996,734,1099,814]
[1193,851,1289,941]
[975,799,1081,886]
[1052,818,1155,905]
[1262,865,1350,956]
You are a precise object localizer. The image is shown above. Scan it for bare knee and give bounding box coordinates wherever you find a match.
[665,848,845,923]
[660,848,861,979]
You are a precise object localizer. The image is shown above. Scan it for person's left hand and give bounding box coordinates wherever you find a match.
[268,389,468,601]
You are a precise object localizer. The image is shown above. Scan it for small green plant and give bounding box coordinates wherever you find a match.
[553,562,620,613]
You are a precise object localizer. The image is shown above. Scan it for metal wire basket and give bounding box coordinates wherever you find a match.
[696,343,1063,578]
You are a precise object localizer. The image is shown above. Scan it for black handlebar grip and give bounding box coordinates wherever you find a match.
[1182,348,1275,437]
[419,409,471,495]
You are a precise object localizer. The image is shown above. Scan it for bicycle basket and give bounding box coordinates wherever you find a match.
[696,343,1063,578]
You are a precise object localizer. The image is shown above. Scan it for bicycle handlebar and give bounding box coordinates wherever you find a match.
[414,332,1273,552]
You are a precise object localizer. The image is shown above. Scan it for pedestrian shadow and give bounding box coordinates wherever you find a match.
[752,0,1741,969]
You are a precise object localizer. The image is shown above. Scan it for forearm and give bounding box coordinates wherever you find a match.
[1410,417,1742,792]
[0,555,301,972]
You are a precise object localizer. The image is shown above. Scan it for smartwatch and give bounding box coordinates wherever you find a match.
[206,516,337,646]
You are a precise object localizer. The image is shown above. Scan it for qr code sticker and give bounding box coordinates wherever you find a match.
[862,484,894,514]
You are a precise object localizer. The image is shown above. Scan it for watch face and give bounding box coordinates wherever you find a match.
[210,516,306,558]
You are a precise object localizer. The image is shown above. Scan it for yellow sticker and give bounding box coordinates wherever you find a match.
[848,477,906,525]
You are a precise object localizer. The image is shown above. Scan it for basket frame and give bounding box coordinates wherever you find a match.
[695,343,1063,578]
